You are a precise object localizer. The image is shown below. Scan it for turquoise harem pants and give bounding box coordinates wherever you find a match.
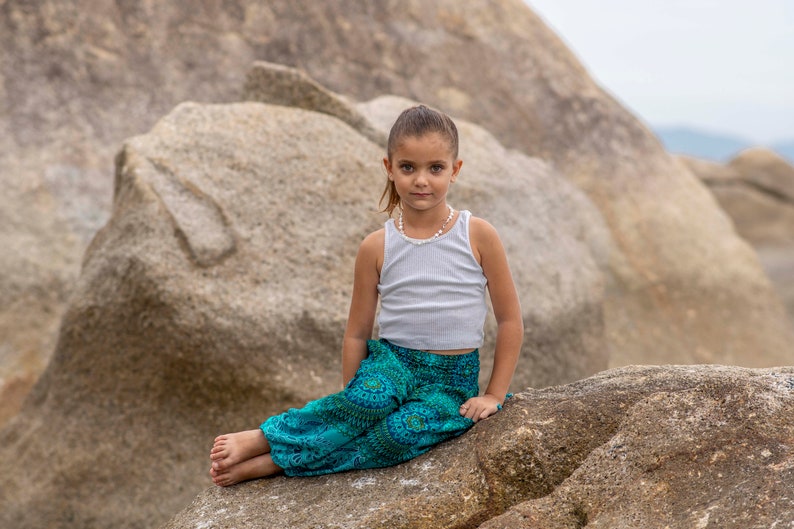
[260,339,480,476]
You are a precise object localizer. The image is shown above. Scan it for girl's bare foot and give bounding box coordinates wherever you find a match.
[210,429,269,471]
[209,454,282,486]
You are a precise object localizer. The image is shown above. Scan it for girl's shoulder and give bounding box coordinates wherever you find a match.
[468,215,504,263]
[360,227,385,249]
[468,214,500,241]
[357,227,386,270]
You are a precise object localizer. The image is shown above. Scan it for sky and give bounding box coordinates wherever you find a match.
[524,0,794,145]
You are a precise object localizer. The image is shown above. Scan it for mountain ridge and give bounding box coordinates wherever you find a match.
[655,125,794,162]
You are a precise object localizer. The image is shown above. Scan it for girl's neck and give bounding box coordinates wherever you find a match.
[398,204,456,241]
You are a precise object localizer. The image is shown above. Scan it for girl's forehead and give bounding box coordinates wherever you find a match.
[392,132,455,159]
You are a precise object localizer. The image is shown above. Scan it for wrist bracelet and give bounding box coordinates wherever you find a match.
[496,393,513,412]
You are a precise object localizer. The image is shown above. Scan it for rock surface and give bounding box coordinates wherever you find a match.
[159,365,794,529]
[681,150,794,247]
[729,148,794,205]
[680,150,794,327]
[0,90,608,529]
[2,1,793,525]
[0,174,77,424]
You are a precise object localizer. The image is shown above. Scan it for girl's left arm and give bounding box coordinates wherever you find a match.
[461,218,524,422]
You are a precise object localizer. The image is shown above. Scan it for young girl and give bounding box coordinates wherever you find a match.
[209,105,523,486]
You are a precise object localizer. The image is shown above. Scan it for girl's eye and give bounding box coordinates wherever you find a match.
[431,165,444,173]
[400,164,413,172]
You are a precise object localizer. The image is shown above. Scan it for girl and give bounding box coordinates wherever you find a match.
[209,105,523,486]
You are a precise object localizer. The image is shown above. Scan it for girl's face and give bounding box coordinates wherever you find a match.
[383,132,462,214]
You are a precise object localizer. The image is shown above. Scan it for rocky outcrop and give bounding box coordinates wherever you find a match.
[680,149,794,327]
[159,365,794,529]
[729,148,794,205]
[2,1,793,525]
[681,149,794,247]
[0,86,609,529]
[0,0,283,425]
[0,160,84,425]
[2,2,791,421]
[242,61,386,146]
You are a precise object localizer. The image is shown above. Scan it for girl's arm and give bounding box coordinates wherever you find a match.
[340,229,383,386]
[462,217,524,422]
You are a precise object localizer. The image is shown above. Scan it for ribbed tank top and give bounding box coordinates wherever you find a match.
[377,209,488,350]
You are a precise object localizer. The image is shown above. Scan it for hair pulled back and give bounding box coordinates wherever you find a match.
[379,105,459,216]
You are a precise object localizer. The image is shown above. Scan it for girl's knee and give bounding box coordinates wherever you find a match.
[342,372,403,413]
[380,405,437,449]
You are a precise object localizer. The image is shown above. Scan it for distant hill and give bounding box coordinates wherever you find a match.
[654,126,794,163]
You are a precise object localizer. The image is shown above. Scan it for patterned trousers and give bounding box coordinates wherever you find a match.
[261,339,480,476]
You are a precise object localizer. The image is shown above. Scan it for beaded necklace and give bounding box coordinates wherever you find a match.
[397,205,455,245]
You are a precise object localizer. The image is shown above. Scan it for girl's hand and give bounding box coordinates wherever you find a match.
[459,394,502,422]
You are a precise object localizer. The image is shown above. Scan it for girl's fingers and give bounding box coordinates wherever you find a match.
[460,398,501,422]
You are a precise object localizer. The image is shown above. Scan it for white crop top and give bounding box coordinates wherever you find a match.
[377,209,488,350]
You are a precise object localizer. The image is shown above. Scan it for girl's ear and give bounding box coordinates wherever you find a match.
[383,157,394,180]
[450,159,463,182]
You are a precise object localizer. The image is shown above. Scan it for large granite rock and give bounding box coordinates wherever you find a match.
[729,148,794,205]
[681,149,794,247]
[0,168,79,425]
[159,365,794,529]
[0,0,267,425]
[0,87,608,529]
[680,149,794,328]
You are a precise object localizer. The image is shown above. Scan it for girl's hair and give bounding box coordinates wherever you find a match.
[379,105,459,216]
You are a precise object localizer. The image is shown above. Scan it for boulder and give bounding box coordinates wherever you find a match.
[729,147,794,203]
[159,365,794,529]
[679,149,794,331]
[242,61,386,147]
[0,87,608,529]
[0,0,277,425]
[758,246,794,331]
[0,157,85,425]
[680,150,794,247]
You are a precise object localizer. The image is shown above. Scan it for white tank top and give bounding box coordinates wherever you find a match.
[377,210,488,350]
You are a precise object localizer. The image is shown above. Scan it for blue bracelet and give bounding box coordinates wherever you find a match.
[496,393,513,412]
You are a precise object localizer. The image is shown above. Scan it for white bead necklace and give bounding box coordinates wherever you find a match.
[397,205,455,245]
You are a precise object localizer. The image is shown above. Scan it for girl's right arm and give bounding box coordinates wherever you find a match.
[340,229,383,386]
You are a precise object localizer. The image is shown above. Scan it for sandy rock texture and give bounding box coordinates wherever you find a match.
[2,1,793,427]
[159,365,794,529]
[0,88,607,529]
[681,149,794,327]
[1,1,792,526]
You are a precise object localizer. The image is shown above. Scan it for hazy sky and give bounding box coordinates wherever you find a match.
[525,0,794,144]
